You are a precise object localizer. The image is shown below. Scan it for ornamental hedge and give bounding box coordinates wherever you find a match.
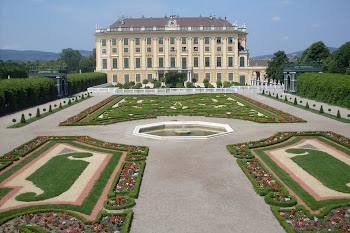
[296,73,350,108]
[67,72,106,94]
[0,77,56,116]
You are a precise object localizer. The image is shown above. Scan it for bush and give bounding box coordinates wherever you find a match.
[186,82,194,88]
[262,90,265,94]
[68,99,72,105]
[293,98,297,105]
[320,105,324,113]
[49,105,52,113]
[36,108,40,117]
[67,72,106,95]
[59,103,62,109]
[305,102,309,109]
[284,96,287,101]
[0,77,56,116]
[20,114,26,123]
[268,91,271,96]
[296,73,350,108]
[337,110,341,118]
[275,94,278,99]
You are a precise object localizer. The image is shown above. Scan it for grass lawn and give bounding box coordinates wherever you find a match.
[60,93,305,126]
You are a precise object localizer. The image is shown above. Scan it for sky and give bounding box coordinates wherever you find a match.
[0,0,349,57]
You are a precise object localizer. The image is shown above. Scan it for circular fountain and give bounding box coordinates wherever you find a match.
[133,121,234,140]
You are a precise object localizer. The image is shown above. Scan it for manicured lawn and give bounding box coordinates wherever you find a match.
[60,93,305,126]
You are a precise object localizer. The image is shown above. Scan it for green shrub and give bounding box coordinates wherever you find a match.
[305,102,309,109]
[337,110,341,118]
[268,91,271,96]
[296,73,350,108]
[68,99,72,105]
[320,105,324,113]
[275,94,278,99]
[12,119,16,124]
[20,114,26,123]
[36,108,41,117]
[293,98,297,105]
[284,96,287,101]
[262,90,265,94]
[49,105,52,113]
[67,72,106,95]
[59,103,62,109]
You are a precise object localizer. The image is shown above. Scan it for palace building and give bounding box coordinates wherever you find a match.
[94,15,266,85]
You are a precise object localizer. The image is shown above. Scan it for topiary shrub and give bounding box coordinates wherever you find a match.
[59,103,63,109]
[68,99,72,105]
[36,108,41,117]
[12,119,16,124]
[262,90,265,94]
[28,113,32,118]
[319,105,324,113]
[293,98,297,105]
[337,110,341,118]
[268,92,271,96]
[49,105,52,113]
[284,96,287,101]
[305,102,309,109]
[20,114,26,123]
[275,94,278,99]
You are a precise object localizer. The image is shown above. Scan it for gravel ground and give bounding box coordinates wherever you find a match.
[0,91,349,233]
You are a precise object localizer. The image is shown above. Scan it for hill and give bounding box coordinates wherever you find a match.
[0,49,93,61]
[252,47,338,59]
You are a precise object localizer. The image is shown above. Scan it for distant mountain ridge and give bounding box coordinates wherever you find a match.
[251,47,338,59]
[0,49,93,61]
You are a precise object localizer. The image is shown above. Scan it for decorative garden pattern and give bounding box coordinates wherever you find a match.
[0,136,148,232]
[60,93,305,126]
[227,131,350,232]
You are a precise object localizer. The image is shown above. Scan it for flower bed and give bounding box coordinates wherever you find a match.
[0,211,132,233]
[272,205,350,233]
[59,94,306,126]
[104,195,136,210]
[264,191,297,207]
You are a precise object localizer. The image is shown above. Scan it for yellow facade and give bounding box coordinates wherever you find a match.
[94,17,266,85]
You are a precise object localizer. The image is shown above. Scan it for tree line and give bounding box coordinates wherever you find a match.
[266,41,350,82]
[0,48,96,79]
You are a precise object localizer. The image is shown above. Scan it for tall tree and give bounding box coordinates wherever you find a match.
[266,50,288,82]
[165,71,186,87]
[60,48,82,73]
[298,41,330,64]
[326,41,350,74]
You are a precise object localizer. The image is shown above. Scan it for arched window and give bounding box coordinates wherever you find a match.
[240,57,245,67]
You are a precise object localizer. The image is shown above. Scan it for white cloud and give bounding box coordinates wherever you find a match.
[272,16,281,21]
[2,44,20,50]
[282,36,289,40]
[312,23,321,28]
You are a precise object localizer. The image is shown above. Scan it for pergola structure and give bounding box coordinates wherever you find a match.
[29,67,68,98]
[283,62,322,94]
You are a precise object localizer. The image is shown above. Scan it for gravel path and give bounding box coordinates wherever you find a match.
[0,91,349,233]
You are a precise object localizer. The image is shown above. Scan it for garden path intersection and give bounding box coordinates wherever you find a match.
[0,90,349,232]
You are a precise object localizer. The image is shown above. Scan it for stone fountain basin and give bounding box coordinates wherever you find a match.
[133,121,234,140]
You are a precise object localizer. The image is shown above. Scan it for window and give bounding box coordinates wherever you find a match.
[170,47,176,52]
[124,48,128,53]
[102,59,107,69]
[182,47,187,52]
[193,37,198,44]
[112,58,118,69]
[217,57,222,67]
[205,57,210,67]
[112,48,117,53]
[135,38,140,45]
[182,57,187,68]
[228,37,233,44]
[147,37,152,45]
[217,47,222,52]
[159,57,164,68]
[113,74,118,82]
[228,73,233,81]
[102,49,107,54]
[193,57,198,67]
[102,39,106,46]
[124,38,128,45]
[216,37,221,44]
[217,73,222,81]
[193,73,199,81]
[205,46,210,52]
[228,46,233,52]
[158,37,163,44]
[147,74,152,81]
[135,47,140,53]
[205,73,210,81]
[181,37,186,44]
[170,57,176,68]
[124,57,129,68]
[228,57,233,67]
[135,58,141,68]
[147,58,152,68]
[240,57,245,67]
[204,37,210,44]
[170,37,175,44]
[124,74,129,83]
[112,38,116,45]
[240,75,245,85]
[147,47,152,52]
[136,74,141,82]
[193,47,198,51]
[159,47,164,52]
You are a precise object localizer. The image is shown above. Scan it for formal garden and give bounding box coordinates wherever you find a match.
[227,131,350,232]
[59,93,305,126]
[0,136,148,232]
